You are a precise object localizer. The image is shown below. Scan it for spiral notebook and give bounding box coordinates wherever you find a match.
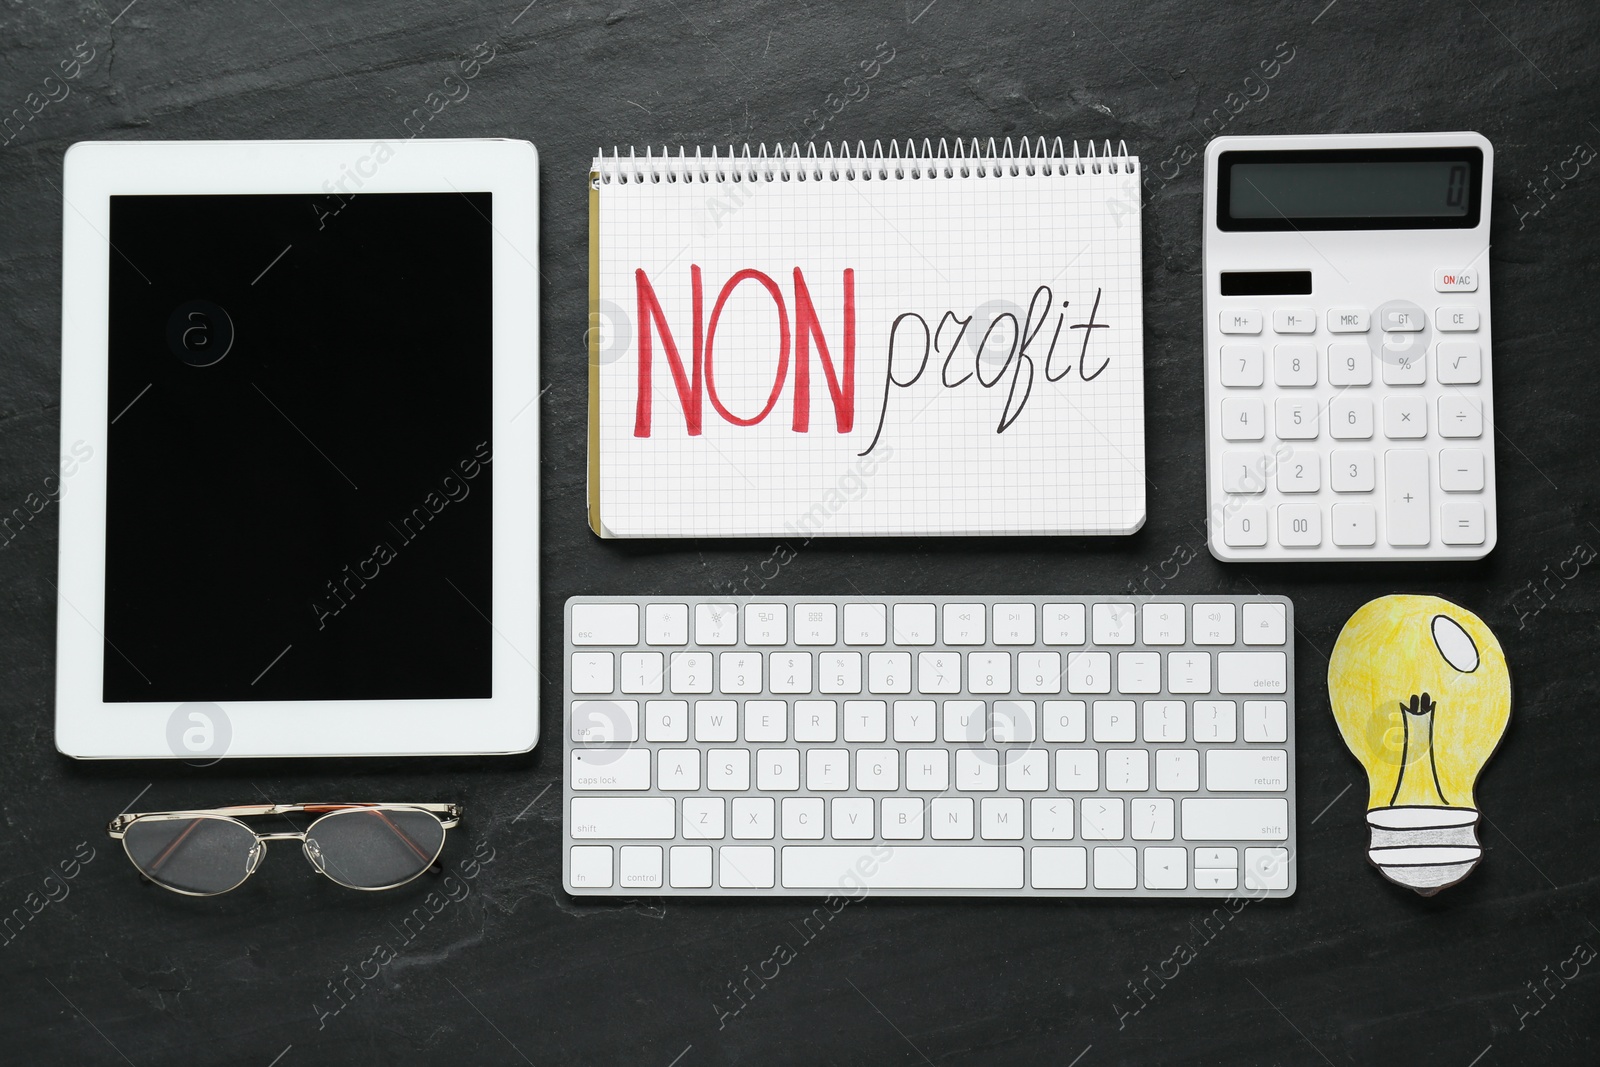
[587,139,1145,538]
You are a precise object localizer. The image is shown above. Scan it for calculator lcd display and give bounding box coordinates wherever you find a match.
[1217,147,1483,231]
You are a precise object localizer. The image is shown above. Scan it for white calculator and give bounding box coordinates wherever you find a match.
[1202,132,1496,562]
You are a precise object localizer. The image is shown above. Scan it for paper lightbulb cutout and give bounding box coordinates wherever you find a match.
[1327,595,1511,896]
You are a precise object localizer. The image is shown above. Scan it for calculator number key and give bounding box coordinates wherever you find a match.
[1275,451,1320,494]
[1223,504,1268,547]
[1331,449,1376,493]
[1276,504,1322,547]
[1221,397,1265,441]
[1274,398,1319,440]
[1329,397,1374,440]
[1327,342,1372,386]
[1220,344,1265,387]
[1273,344,1317,387]
[1222,452,1270,495]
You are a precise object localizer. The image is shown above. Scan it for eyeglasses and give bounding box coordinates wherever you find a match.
[107,803,462,896]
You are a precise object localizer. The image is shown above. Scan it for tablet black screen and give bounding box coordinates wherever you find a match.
[103,192,493,702]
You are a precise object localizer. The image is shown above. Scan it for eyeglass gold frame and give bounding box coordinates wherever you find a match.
[107,803,463,897]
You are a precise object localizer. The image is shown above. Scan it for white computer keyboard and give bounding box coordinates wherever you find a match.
[1203,132,1498,562]
[563,595,1296,898]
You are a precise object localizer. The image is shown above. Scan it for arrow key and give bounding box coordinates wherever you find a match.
[1143,846,1188,889]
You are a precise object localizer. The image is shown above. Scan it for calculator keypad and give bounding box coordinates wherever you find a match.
[1210,297,1492,558]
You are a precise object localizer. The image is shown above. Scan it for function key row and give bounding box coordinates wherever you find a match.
[573,602,1289,649]
[1219,307,1480,335]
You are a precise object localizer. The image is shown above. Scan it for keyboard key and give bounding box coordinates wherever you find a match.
[843,603,887,645]
[619,652,664,694]
[1441,502,1486,545]
[956,749,999,791]
[1241,603,1286,645]
[1207,749,1288,791]
[1331,449,1376,493]
[1132,800,1175,840]
[1167,653,1211,695]
[1385,449,1431,546]
[1142,603,1185,645]
[682,798,725,839]
[1245,847,1291,890]
[1219,309,1262,334]
[645,604,688,645]
[1327,308,1369,333]
[932,798,975,839]
[981,798,1025,839]
[1042,700,1086,742]
[1002,750,1047,791]
[669,846,714,888]
[572,749,650,790]
[1440,449,1485,492]
[572,604,639,645]
[806,750,849,791]
[694,700,737,742]
[943,700,986,742]
[1222,452,1269,495]
[1195,868,1238,890]
[856,749,899,790]
[893,604,936,644]
[645,700,688,742]
[1156,749,1199,791]
[782,846,1023,889]
[1327,342,1372,386]
[794,700,837,742]
[1117,652,1160,694]
[1196,847,1237,869]
[1329,397,1374,440]
[1221,397,1265,440]
[1331,503,1377,547]
[1094,847,1139,889]
[1244,699,1289,742]
[1437,341,1482,384]
[1383,396,1427,439]
[1018,652,1062,694]
[1275,397,1319,439]
[1081,798,1125,840]
[1093,603,1136,644]
[620,845,663,889]
[1193,701,1236,742]
[707,749,751,790]
[831,798,873,839]
[1031,846,1088,889]
[1218,652,1287,694]
[1439,396,1483,438]
[1144,846,1187,889]
[744,605,787,645]
[1193,603,1236,645]
[1143,699,1186,741]
[1277,503,1322,547]
[719,652,762,694]
[1273,344,1317,386]
[1181,798,1289,840]
[893,700,938,743]
[1382,308,1425,331]
[1106,749,1149,791]
[1275,450,1320,493]
[1068,651,1112,693]
[868,652,911,694]
[1042,604,1086,644]
[793,604,838,645]
[572,699,639,742]
[768,652,812,694]
[944,604,986,644]
[1055,749,1098,790]
[1093,700,1136,742]
[991,700,1036,743]
[720,846,775,888]
[732,797,774,838]
[570,797,675,839]
[905,748,949,790]
[884,797,926,839]
[756,749,800,791]
[1382,346,1426,385]
[571,652,614,694]
[695,603,739,645]
[1221,343,1265,387]
[968,652,1010,694]
[669,652,713,694]
[1031,799,1074,840]
[744,701,787,742]
[658,749,701,790]
[1273,308,1315,333]
[993,604,1036,644]
[843,700,888,742]
[818,652,862,694]
[1223,503,1268,547]
[1436,307,1479,331]
[569,846,613,888]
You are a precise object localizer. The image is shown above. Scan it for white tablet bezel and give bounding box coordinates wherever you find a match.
[56,138,540,758]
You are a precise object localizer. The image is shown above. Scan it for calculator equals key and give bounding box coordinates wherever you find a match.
[1203,132,1497,562]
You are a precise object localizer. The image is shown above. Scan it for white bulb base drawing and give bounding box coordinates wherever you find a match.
[1365,806,1483,896]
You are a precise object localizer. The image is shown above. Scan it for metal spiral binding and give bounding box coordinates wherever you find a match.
[592,138,1135,185]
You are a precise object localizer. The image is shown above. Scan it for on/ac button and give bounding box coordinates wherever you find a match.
[1434,268,1478,292]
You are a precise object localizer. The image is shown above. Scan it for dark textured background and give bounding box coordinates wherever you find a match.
[2,1,1598,1064]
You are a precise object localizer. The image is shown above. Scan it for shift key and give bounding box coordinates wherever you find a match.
[1217,652,1287,694]
[1182,798,1289,840]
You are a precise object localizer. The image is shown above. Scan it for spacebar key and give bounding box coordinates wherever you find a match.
[782,846,1024,889]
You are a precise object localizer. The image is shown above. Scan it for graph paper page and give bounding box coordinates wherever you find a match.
[590,159,1145,537]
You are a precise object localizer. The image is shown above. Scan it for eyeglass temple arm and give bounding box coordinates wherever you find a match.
[108,802,462,836]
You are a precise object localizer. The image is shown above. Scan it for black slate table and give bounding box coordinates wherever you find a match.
[2,2,1598,1064]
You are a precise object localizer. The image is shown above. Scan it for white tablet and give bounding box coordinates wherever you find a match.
[56,139,540,758]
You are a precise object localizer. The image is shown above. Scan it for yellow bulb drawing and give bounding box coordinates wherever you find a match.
[1328,595,1511,895]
